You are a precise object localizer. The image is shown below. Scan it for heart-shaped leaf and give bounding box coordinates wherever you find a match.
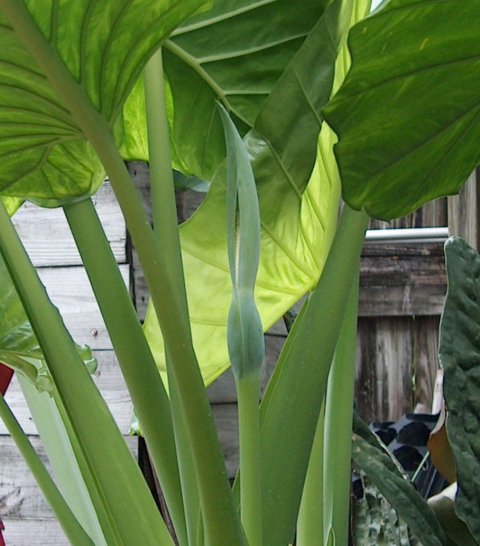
[162,0,332,179]
[323,0,480,220]
[0,0,208,205]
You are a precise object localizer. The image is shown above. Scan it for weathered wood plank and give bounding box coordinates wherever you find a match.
[359,242,446,317]
[2,518,68,546]
[0,351,133,436]
[412,316,440,413]
[355,317,414,422]
[13,183,126,268]
[0,435,138,521]
[37,265,129,350]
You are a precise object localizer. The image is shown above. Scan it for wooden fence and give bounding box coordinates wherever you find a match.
[0,165,477,544]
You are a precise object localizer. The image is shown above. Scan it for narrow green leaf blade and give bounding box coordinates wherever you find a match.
[352,433,448,546]
[439,237,480,542]
[323,0,480,220]
[18,375,107,546]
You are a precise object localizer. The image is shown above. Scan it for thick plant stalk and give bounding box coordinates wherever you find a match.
[296,403,325,546]
[236,372,262,546]
[63,198,187,546]
[0,4,245,545]
[323,272,359,546]
[18,375,107,546]
[143,49,214,546]
[256,205,368,546]
[0,394,95,546]
[217,104,264,546]
[0,200,174,546]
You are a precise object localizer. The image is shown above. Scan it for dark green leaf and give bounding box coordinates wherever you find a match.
[352,433,448,546]
[163,0,332,178]
[323,0,480,220]
[439,237,480,542]
[352,472,413,546]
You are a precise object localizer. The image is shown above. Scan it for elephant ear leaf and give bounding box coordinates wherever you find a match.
[162,0,333,179]
[439,237,480,542]
[0,0,208,206]
[144,0,370,385]
[323,0,480,220]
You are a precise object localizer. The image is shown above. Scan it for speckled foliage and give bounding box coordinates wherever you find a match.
[440,237,480,542]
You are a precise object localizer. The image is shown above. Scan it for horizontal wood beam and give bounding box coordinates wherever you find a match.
[359,241,446,317]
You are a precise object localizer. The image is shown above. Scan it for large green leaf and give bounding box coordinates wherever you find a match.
[0,0,208,205]
[323,0,480,220]
[439,237,480,542]
[145,0,369,386]
[162,0,332,179]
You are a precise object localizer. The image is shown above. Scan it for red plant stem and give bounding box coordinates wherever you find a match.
[0,363,13,395]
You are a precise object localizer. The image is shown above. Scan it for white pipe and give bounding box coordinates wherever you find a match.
[365,227,449,243]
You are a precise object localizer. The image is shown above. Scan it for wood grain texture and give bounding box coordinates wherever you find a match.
[0,435,138,520]
[355,317,414,422]
[2,518,69,546]
[359,242,446,317]
[37,265,129,350]
[13,183,126,267]
[412,316,440,414]
[212,403,238,479]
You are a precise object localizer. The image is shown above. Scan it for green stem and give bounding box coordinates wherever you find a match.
[296,403,325,546]
[143,49,244,546]
[0,4,245,545]
[144,48,176,235]
[323,272,359,546]
[256,205,368,546]
[169,375,202,546]
[236,372,262,546]
[18,375,107,546]
[144,51,201,543]
[63,198,187,546]
[0,394,95,546]
[0,199,173,546]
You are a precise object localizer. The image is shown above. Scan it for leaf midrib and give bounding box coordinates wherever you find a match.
[171,0,277,36]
